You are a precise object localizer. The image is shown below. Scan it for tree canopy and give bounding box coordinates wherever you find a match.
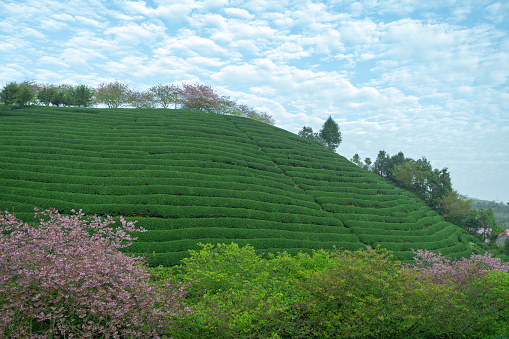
[319,115,342,151]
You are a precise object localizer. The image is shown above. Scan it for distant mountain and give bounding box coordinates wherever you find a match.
[471,198,509,228]
[0,106,500,266]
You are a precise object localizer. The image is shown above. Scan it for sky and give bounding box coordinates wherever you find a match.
[1,0,508,202]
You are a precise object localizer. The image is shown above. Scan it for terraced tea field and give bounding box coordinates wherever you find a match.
[0,106,484,265]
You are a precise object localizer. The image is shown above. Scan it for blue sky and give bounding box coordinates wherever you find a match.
[1,0,508,202]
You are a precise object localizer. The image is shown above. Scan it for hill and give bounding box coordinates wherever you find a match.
[0,106,492,266]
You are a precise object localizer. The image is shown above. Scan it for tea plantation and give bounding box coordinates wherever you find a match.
[0,106,486,266]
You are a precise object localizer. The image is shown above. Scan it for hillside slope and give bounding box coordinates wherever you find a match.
[0,106,484,265]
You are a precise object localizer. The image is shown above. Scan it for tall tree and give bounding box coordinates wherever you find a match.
[15,86,34,107]
[372,150,390,177]
[319,116,342,151]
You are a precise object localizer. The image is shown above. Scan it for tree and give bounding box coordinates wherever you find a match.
[128,89,155,108]
[404,249,509,337]
[0,208,191,338]
[238,105,275,125]
[298,126,326,147]
[179,83,222,113]
[372,150,391,177]
[74,84,94,107]
[37,86,55,106]
[149,84,180,109]
[15,86,34,107]
[350,154,373,170]
[350,153,362,166]
[94,81,130,108]
[392,160,428,194]
[476,208,504,243]
[0,82,20,106]
[319,115,342,151]
[363,157,372,170]
[0,81,36,107]
[438,190,473,227]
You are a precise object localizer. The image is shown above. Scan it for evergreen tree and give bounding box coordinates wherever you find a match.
[319,116,342,151]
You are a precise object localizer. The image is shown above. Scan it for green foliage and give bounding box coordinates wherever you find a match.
[297,126,326,147]
[167,244,509,339]
[319,115,342,151]
[171,243,304,338]
[0,82,34,107]
[0,82,20,106]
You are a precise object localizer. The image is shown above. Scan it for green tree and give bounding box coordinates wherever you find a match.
[477,208,504,243]
[171,243,304,338]
[372,150,391,177]
[392,160,427,192]
[438,190,473,227]
[37,87,54,106]
[0,82,20,107]
[298,126,326,147]
[149,84,180,109]
[319,115,342,151]
[74,84,94,107]
[297,247,451,339]
[15,86,34,107]
[350,153,362,166]
[363,157,372,170]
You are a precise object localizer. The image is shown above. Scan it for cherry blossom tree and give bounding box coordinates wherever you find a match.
[94,81,130,108]
[179,83,222,113]
[0,208,191,338]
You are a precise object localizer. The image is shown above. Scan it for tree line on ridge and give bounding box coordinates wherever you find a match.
[0,80,275,125]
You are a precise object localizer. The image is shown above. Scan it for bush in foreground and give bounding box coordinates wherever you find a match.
[0,208,191,338]
[166,243,509,339]
[404,249,509,337]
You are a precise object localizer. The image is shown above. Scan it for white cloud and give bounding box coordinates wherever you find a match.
[20,27,46,39]
[104,22,167,45]
[39,56,70,68]
[223,7,254,20]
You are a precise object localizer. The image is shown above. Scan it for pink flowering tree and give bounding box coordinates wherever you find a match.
[94,81,130,108]
[0,208,191,338]
[179,83,222,113]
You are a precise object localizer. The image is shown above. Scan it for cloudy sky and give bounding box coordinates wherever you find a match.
[1,0,508,202]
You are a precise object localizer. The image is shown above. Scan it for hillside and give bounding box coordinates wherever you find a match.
[0,106,490,266]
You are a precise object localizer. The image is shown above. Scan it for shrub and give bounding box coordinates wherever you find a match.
[0,208,191,338]
[171,243,301,338]
[298,247,450,339]
[404,249,509,337]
